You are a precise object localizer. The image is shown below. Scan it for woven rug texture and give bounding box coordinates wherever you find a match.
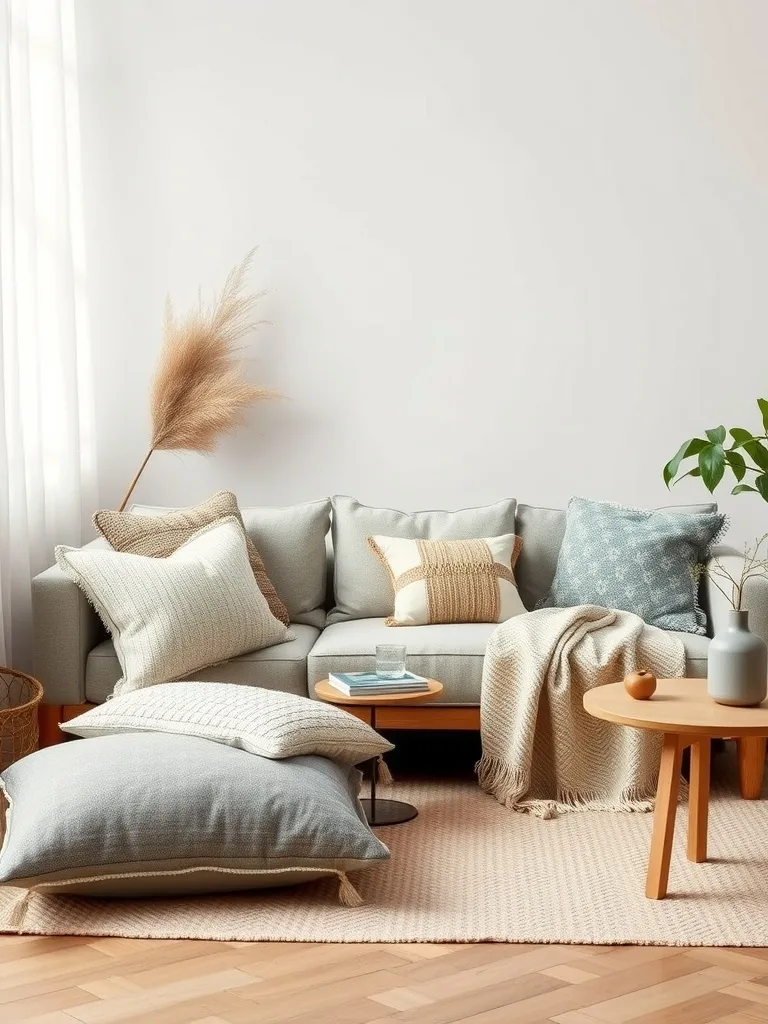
[1,763,767,946]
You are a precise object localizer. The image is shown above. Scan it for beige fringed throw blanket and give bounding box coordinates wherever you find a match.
[477,605,686,818]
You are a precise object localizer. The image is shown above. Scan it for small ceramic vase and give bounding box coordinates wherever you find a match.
[707,609,768,707]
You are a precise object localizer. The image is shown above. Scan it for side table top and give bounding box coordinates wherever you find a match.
[314,678,444,706]
[584,678,768,737]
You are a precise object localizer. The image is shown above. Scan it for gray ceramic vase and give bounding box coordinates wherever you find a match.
[707,609,768,707]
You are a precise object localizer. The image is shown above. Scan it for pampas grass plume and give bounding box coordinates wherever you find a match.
[117,250,279,510]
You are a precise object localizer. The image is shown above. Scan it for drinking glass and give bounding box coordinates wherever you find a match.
[375,644,407,679]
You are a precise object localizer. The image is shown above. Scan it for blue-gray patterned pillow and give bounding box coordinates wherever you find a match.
[539,497,727,635]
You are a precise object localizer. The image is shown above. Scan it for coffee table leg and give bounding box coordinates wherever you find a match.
[738,736,766,799]
[646,733,683,900]
[688,737,710,863]
[360,704,419,827]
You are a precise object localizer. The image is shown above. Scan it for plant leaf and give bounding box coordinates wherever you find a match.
[725,449,747,481]
[663,438,708,487]
[705,425,726,445]
[758,399,768,433]
[730,427,754,446]
[756,475,768,502]
[732,484,758,495]
[743,439,768,472]
[698,443,725,492]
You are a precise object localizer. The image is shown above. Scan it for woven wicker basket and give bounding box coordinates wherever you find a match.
[0,667,43,772]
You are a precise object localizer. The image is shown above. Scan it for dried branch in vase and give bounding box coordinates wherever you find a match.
[118,250,280,511]
[692,534,768,610]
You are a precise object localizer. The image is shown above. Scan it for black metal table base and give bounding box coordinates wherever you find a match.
[361,798,418,826]
[364,707,419,827]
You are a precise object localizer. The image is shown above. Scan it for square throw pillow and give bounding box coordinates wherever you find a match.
[0,733,388,901]
[329,495,517,623]
[55,517,292,696]
[514,500,718,611]
[61,681,394,765]
[94,490,290,626]
[368,534,525,626]
[539,497,727,634]
[134,497,332,629]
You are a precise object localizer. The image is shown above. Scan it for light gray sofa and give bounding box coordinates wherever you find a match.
[32,495,763,731]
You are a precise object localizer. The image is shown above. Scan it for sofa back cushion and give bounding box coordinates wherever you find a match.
[328,495,517,623]
[515,500,719,612]
[131,498,331,629]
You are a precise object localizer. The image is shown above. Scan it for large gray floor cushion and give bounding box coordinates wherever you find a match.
[0,733,389,898]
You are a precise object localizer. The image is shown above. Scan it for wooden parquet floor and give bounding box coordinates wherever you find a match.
[2,936,768,1024]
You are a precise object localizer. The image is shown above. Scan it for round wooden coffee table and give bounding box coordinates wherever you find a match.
[314,678,444,826]
[584,678,768,900]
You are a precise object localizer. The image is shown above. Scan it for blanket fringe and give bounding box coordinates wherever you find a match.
[476,754,659,819]
[337,873,364,907]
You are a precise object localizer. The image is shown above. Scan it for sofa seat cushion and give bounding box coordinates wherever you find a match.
[85,624,320,705]
[307,619,499,705]
[675,630,709,678]
[307,621,709,709]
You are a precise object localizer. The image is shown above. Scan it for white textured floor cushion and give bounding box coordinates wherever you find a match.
[61,682,394,765]
[0,733,389,900]
[55,517,292,696]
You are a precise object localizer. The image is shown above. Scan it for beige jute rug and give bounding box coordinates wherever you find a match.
[1,766,767,946]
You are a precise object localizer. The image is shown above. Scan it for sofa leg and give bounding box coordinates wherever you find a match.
[738,736,766,799]
[38,705,65,748]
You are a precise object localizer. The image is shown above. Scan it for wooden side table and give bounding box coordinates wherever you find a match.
[584,678,768,900]
[314,678,444,825]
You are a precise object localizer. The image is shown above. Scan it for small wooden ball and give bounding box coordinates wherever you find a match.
[624,669,657,700]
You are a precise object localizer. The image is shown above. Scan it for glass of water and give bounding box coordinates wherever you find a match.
[375,644,407,679]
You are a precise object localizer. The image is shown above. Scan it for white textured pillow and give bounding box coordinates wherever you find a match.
[61,681,394,764]
[368,533,526,626]
[55,518,292,696]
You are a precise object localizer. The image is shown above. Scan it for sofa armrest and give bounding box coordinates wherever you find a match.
[32,548,105,706]
[704,546,768,647]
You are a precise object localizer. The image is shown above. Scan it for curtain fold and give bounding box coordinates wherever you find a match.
[0,0,97,668]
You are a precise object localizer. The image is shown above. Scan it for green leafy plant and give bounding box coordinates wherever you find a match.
[663,398,768,500]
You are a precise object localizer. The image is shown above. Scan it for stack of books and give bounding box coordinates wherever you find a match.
[327,671,430,697]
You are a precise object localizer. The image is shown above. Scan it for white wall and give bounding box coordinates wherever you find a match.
[74,0,768,543]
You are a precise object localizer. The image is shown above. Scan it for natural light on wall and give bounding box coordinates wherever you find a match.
[0,0,97,667]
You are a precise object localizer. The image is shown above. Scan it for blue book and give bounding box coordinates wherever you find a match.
[328,671,429,696]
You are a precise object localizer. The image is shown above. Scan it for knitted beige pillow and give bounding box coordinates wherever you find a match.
[56,518,292,696]
[94,491,289,626]
[368,534,526,626]
[61,681,394,765]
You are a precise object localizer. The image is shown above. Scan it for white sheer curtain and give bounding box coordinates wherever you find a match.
[0,0,97,669]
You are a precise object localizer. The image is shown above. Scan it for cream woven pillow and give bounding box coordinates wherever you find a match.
[93,490,290,626]
[55,518,292,696]
[61,681,394,765]
[368,533,526,626]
